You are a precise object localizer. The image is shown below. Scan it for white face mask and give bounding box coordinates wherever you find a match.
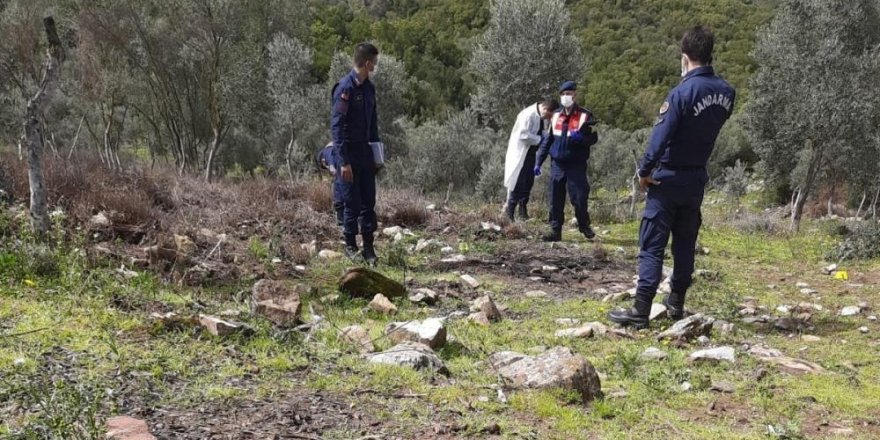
[560,95,574,108]
[680,55,688,77]
[369,63,379,79]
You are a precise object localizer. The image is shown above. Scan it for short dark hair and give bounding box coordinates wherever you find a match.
[539,98,559,111]
[681,26,714,64]
[354,43,379,67]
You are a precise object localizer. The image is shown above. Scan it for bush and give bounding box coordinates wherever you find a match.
[720,160,749,199]
[589,126,646,193]
[828,221,880,260]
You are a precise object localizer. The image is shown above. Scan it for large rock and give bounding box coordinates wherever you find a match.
[368,294,398,315]
[489,347,601,403]
[106,416,156,440]
[471,295,502,322]
[340,325,374,353]
[367,342,446,372]
[251,280,303,327]
[385,318,447,349]
[687,346,736,364]
[338,268,406,299]
[657,314,715,342]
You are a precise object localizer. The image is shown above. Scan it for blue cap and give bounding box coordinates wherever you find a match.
[559,81,577,92]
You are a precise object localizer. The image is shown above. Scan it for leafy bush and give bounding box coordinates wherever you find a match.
[828,221,880,260]
[720,159,749,199]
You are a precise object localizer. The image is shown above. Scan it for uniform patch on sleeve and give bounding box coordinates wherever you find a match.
[654,117,664,126]
[340,91,349,101]
[659,101,669,115]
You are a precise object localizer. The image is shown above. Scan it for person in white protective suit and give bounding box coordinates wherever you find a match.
[503,98,558,221]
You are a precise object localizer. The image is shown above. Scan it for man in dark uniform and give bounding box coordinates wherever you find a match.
[534,81,598,242]
[317,142,344,227]
[610,26,736,329]
[331,43,382,265]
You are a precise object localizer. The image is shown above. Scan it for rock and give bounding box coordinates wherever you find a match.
[603,291,629,302]
[338,268,406,299]
[748,345,824,375]
[441,254,467,263]
[106,416,156,440]
[626,287,637,297]
[408,288,439,305]
[174,234,197,259]
[688,346,735,364]
[415,239,443,253]
[641,347,668,361]
[367,342,447,373]
[460,274,481,288]
[368,294,397,315]
[801,335,821,342]
[555,318,581,326]
[658,277,672,295]
[800,288,819,295]
[489,347,601,403]
[796,282,810,288]
[440,246,455,254]
[696,335,711,345]
[471,295,502,322]
[795,302,824,313]
[776,305,791,314]
[859,326,869,334]
[840,306,861,317]
[480,221,502,232]
[89,212,111,229]
[592,288,609,296]
[382,226,413,238]
[300,241,318,257]
[526,290,548,298]
[858,301,871,311]
[340,325,374,353]
[555,326,594,338]
[542,265,559,273]
[251,280,303,327]
[198,314,250,337]
[713,320,735,334]
[710,380,736,393]
[657,314,715,342]
[468,312,491,326]
[318,249,342,260]
[869,315,878,321]
[649,303,668,321]
[386,318,447,349]
[681,381,692,391]
[823,263,838,275]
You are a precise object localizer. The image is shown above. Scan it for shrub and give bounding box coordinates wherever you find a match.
[828,221,880,260]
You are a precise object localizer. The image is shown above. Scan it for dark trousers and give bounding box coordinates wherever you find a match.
[338,146,377,237]
[635,180,704,311]
[548,161,591,231]
[332,178,344,227]
[509,146,538,204]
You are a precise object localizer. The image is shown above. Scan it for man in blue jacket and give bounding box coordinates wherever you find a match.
[331,43,381,265]
[534,81,598,242]
[609,26,736,328]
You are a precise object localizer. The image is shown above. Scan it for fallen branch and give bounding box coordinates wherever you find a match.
[0,327,49,338]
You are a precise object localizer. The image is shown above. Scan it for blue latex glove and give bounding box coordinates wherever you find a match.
[533,166,542,176]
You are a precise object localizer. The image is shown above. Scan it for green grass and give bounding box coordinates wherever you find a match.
[2,195,879,439]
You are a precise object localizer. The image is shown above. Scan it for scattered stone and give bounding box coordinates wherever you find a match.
[481,221,502,232]
[626,287,637,297]
[555,318,581,326]
[525,290,548,298]
[641,347,668,361]
[688,346,735,364]
[840,306,861,317]
[367,342,446,372]
[340,325,374,353]
[795,302,824,313]
[742,315,771,325]
[603,291,630,303]
[696,335,711,346]
[592,287,609,296]
[801,335,821,342]
[823,263,838,275]
[106,416,156,440]
[859,326,869,334]
[198,314,250,337]
[656,314,715,342]
[441,254,467,263]
[460,274,481,288]
[115,266,139,280]
[368,294,397,315]
[555,326,594,338]
[869,315,878,321]
[800,288,819,295]
[382,226,413,238]
[713,320,735,334]
[471,295,502,322]
[649,303,668,321]
[300,241,318,257]
[338,268,406,299]
[489,347,602,403]
[13,358,26,367]
[796,282,810,288]
[319,249,343,260]
[386,318,447,349]
[415,239,443,253]
[776,305,791,314]
[710,380,736,393]
[748,345,824,375]
[695,269,720,280]
[251,280,303,327]
[89,211,111,229]
[440,246,455,254]
[681,381,692,391]
[408,288,439,305]
[541,265,559,273]
[468,312,491,326]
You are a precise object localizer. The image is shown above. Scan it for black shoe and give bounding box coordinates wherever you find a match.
[608,308,649,329]
[518,202,530,221]
[504,202,516,221]
[662,296,685,321]
[542,229,562,242]
[344,244,361,261]
[362,244,378,266]
[581,226,596,240]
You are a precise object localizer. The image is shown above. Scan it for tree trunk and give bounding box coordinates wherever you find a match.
[790,140,824,233]
[855,191,867,220]
[24,16,64,238]
[67,115,85,160]
[285,126,295,180]
[871,185,880,221]
[204,126,221,182]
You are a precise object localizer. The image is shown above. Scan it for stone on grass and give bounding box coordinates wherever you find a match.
[318,249,342,260]
[800,288,819,295]
[840,306,861,317]
[441,254,467,263]
[368,294,397,315]
[555,326,593,339]
[251,279,303,327]
[641,347,668,361]
[489,347,601,403]
[526,290,548,298]
[801,335,821,342]
[649,303,668,321]
[408,288,439,305]
[713,320,735,334]
[688,346,735,364]
[859,326,869,334]
[657,314,714,342]
[198,314,250,337]
[460,274,481,288]
[385,318,447,349]
[338,268,406,299]
[602,291,629,303]
[340,325,374,353]
[555,318,581,326]
[468,312,491,326]
[415,239,443,253]
[748,345,824,375]
[106,416,156,440]
[367,342,446,373]
[471,295,502,321]
[710,380,736,393]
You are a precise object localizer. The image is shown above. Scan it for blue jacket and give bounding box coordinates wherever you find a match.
[317,143,336,175]
[536,105,598,167]
[639,66,736,183]
[330,69,380,166]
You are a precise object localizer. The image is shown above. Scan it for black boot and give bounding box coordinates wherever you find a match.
[581,225,596,240]
[518,201,530,221]
[662,292,686,321]
[343,234,360,261]
[504,201,516,221]
[361,233,378,266]
[608,308,649,329]
[541,228,562,242]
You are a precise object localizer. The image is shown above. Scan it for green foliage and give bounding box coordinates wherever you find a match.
[828,221,880,261]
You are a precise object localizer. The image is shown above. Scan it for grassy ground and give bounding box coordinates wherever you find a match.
[1,194,879,439]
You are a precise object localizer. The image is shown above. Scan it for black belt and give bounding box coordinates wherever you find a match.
[660,164,705,171]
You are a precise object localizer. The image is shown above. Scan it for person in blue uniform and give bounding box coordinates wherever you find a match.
[534,81,598,242]
[317,142,344,227]
[331,43,381,265]
[609,26,736,328]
